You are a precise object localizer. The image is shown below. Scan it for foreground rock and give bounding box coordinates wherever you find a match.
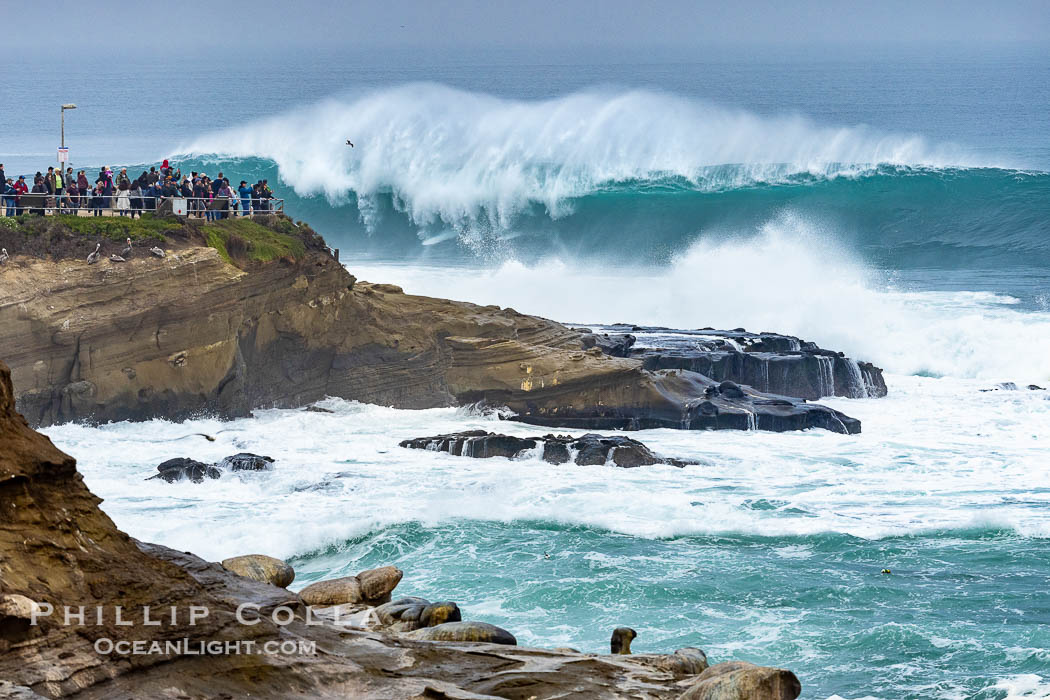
[400,430,699,467]
[298,566,403,606]
[0,359,803,698]
[221,554,295,588]
[147,452,274,483]
[1,218,861,434]
[680,661,802,700]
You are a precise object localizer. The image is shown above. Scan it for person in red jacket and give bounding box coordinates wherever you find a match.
[13,175,28,214]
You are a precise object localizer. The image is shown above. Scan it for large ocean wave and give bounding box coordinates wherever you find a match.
[172,84,1049,267]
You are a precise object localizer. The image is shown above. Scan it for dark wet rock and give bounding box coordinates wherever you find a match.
[611,626,637,654]
[148,453,276,483]
[611,327,887,400]
[420,601,462,628]
[399,429,538,458]
[981,382,1047,392]
[401,431,697,467]
[718,380,746,398]
[305,405,334,413]
[148,457,221,483]
[217,452,275,471]
[542,440,572,464]
[509,369,863,435]
[406,621,517,646]
[679,661,802,700]
[981,381,1020,392]
[221,554,295,588]
[581,332,636,358]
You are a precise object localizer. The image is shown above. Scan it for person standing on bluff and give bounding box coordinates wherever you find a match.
[99,167,114,210]
[116,179,131,217]
[13,175,28,214]
[129,178,143,218]
[77,171,89,211]
[30,176,47,215]
[238,180,252,217]
[2,178,16,217]
[63,167,76,211]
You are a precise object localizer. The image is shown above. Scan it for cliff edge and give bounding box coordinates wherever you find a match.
[0,214,870,433]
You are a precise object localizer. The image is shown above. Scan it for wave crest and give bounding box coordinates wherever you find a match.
[177,83,981,230]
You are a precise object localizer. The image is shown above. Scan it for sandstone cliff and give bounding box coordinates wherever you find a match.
[0,222,867,434]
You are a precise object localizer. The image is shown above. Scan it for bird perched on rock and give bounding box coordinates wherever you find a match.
[610,627,637,654]
[109,254,126,263]
[86,243,102,264]
[150,246,165,258]
[0,248,8,264]
[121,237,132,258]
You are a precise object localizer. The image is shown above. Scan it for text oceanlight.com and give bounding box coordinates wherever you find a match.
[94,639,316,656]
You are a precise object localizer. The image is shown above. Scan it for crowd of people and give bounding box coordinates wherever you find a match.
[0,161,277,219]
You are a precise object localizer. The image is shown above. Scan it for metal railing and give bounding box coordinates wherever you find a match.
[0,194,284,219]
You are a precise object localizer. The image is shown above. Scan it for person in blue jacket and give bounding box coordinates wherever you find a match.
[238,181,252,217]
[2,178,16,217]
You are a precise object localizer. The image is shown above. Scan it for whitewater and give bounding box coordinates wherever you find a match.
[33,81,1050,699]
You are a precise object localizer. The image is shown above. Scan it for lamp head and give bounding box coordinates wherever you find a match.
[61,104,77,110]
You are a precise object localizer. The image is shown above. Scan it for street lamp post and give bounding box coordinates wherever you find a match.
[60,104,76,168]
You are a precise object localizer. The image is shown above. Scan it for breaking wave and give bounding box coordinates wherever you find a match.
[173,84,1050,267]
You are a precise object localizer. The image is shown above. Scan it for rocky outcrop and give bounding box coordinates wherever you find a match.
[147,456,220,482]
[609,325,886,396]
[400,430,700,467]
[217,452,274,471]
[0,227,863,434]
[586,326,887,400]
[0,359,803,698]
[146,452,275,482]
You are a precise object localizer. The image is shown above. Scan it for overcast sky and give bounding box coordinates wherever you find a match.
[6,0,1049,52]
